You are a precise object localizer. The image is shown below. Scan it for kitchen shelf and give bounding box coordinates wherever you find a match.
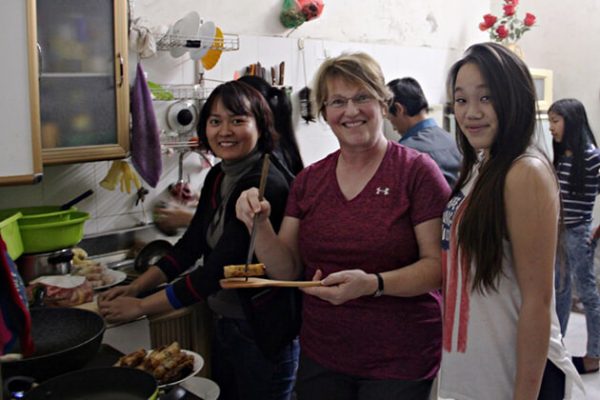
[153,31,239,52]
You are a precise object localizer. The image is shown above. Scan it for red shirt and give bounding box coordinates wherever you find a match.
[286,141,450,380]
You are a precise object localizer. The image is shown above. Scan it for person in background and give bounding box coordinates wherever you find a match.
[238,75,305,178]
[386,77,461,187]
[440,42,584,400]
[99,80,299,400]
[153,195,199,234]
[237,52,450,400]
[549,98,600,375]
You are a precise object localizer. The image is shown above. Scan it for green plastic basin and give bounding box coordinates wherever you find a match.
[0,206,77,225]
[19,210,90,253]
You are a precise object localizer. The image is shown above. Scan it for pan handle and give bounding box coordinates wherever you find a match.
[60,189,94,210]
[3,376,36,400]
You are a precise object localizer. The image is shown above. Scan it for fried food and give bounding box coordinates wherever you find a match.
[114,348,147,368]
[71,250,116,288]
[114,342,195,385]
[223,263,265,278]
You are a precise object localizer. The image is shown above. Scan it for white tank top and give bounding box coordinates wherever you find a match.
[438,154,585,400]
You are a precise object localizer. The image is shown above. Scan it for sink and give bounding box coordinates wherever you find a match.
[78,224,180,258]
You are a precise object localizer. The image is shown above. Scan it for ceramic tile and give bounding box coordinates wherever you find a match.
[216,35,259,82]
[94,211,149,233]
[41,163,96,215]
[256,36,294,86]
[0,183,43,210]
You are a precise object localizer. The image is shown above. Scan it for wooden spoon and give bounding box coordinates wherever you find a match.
[220,277,323,289]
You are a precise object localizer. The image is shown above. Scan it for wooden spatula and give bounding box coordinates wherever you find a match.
[220,277,323,289]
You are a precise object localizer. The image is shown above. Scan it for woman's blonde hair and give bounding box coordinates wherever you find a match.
[312,52,392,119]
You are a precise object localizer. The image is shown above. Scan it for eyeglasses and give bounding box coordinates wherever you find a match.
[323,93,376,109]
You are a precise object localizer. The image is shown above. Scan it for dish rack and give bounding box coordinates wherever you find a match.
[154,32,239,52]
[150,83,210,100]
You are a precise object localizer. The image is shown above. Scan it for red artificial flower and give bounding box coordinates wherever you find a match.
[524,12,536,27]
[505,0,519,5]
[479,22,489,31]
[496,25,509,39]
[503,4,516,16]
[482,13,497,28]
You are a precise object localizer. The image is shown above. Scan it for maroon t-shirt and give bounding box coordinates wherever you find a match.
[286,141,451,380]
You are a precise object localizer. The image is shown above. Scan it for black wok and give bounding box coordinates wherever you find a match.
[23,367,159,400]
[1,307,105,382]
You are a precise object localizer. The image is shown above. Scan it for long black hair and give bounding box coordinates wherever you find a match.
[238,75,304,176]
[447,42,538,292]
[197,80,279,155]
[549,98,598,196]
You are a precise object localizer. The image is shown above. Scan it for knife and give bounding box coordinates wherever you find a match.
[278,61,285,86]
[244,155,271,279]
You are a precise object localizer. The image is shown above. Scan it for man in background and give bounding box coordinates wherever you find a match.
[387,77,461,187]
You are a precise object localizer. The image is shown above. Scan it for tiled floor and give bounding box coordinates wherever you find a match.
[563,311,600,399]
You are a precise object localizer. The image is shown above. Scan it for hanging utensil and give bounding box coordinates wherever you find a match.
[244,155,270,278]
[278,61,285,85]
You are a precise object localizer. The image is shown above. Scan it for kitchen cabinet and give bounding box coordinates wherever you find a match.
[37,0,129,165]
[0,0,43,186]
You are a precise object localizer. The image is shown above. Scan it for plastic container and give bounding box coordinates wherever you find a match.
[0,206,74,225]
[0,212,24,260]
[19,211,90,253]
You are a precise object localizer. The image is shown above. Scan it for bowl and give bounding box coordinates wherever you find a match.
[19,211,90,253]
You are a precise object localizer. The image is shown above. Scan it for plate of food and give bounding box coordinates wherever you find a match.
[93,269,127,291]
[71,247,128,290]
[114,342,204,388]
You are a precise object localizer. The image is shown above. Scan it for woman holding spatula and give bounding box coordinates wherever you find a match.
[236,52,451,400]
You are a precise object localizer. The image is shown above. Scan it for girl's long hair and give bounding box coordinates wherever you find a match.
[238,75,304,176]
[447,42,538,292]
[550,98,598,196]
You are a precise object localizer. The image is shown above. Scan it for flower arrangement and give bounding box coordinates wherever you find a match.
[479,0,536,43]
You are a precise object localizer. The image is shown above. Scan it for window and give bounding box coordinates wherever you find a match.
[530,68,553,112]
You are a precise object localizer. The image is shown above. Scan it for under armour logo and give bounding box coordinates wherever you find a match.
[376,187,390,195]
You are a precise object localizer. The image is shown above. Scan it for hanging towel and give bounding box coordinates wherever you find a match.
[0,236,33,357]
[131,62,162,188]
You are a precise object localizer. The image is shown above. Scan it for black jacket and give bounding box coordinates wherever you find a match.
[156,155,300,359]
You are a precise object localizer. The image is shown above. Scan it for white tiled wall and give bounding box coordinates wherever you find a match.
[0,34,460,236]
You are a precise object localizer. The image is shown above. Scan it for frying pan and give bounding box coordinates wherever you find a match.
[23,367,159,400]
[134,240,173,273]
[1,307,105,382]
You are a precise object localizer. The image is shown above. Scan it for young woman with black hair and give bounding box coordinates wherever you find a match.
[549,98,600,376]
[439,43,584,399]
